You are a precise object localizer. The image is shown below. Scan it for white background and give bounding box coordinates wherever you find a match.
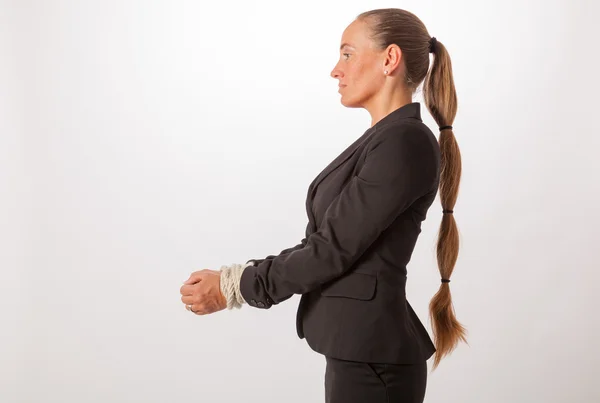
[1,0,599,402]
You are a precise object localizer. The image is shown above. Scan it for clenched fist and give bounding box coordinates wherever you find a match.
[180,269,227,315]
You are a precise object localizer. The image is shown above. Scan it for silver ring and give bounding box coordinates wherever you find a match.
[187,304,194,312]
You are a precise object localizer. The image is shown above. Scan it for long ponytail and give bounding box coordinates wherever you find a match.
[423,38,468,370]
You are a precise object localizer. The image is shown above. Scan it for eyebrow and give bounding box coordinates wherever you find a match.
[340,42,355,50]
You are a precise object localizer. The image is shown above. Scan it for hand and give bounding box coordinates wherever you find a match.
[180,269,227,315]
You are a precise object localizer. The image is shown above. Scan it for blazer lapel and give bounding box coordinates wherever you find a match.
[310,127,373,193]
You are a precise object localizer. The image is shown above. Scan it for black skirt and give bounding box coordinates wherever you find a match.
[324,356,428,403]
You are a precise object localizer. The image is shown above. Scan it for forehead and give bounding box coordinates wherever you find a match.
[340,19,372,50]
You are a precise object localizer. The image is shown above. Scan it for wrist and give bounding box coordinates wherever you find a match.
[219,262,253,309]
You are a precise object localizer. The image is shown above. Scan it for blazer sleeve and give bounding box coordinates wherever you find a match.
[245,222,311,266]
[240,125,438,309]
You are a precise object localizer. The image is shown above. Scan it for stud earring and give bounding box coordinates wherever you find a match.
[384,70,388,75]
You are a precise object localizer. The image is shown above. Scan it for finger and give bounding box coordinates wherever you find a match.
[190,304,204,315]
[195,306,210,315]
[181,295,194,305]
[180,284,197,296]
[183,272,201,285]
[184,271,205,285]
[196,301,217,315]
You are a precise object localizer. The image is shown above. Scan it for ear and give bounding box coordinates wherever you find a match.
[383,44,402,74]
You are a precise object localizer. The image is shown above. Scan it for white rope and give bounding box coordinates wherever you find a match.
[219,262,254,309]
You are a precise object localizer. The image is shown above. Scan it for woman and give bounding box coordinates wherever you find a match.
[180,8,467,403]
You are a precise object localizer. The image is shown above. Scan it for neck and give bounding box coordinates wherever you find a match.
[366,90,413,128]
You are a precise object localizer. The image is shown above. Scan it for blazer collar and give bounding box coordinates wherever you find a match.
[370,102,422,131]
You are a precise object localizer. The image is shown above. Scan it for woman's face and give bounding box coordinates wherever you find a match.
[330,19,385,108]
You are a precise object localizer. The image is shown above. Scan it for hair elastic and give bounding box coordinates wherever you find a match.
[429,37,437,53]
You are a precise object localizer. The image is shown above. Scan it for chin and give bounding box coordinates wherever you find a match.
[339,95,361,108]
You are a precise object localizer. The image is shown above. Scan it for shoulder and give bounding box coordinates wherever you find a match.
[358,119,440,190]
[367,119,439,158]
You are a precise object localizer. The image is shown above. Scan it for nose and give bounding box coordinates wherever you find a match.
[331,70,340,80]
[331,64,342,80]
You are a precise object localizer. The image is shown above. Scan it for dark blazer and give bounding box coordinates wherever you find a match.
[240,102,440,364]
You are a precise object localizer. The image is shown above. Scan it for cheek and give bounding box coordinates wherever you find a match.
[349,62,378,88]
[349,67,379,95]
[348,63,367,84]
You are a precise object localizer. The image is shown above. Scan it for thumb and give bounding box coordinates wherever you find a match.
[184,275,199,285]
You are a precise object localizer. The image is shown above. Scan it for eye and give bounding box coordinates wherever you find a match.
[343,53,351,59]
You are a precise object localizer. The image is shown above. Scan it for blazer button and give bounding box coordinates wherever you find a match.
[250,299,257,306]
[257,301,265,308]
